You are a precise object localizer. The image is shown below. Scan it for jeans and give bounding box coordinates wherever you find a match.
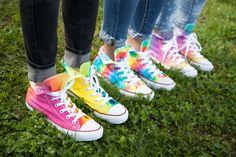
[128,0,164,41]
[100,0,164,47]
[155,0,206,33]
[100,0,138,47]
[20,0,98,82]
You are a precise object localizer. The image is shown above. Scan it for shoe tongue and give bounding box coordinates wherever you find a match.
[184,23,195,35]
[79,61,91,77]
[114,46,130,62]
[43,73,69,92]
[140,39,150,52]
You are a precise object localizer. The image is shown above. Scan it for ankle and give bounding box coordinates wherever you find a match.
[103,43,116,60]
[127,36,142,51]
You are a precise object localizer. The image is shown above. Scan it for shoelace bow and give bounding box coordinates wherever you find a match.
[162,37,185,65]
[180,33,203,58]
[47,78,85,125]
[115,58,141,85]
[136,51,162,77]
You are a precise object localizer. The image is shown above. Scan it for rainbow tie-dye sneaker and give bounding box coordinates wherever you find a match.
[64,62,128,124]
[175,24,214,72]
[150,33,198,77]
[128,39,175,90]
[93,46,154,100]
[25,73,103,141]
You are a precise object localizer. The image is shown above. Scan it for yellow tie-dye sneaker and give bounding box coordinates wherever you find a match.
[63,61,128,124]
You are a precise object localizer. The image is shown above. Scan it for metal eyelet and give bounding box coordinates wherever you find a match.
[66,115,70,119]
[60,110,63,113]
[72,121,76,125]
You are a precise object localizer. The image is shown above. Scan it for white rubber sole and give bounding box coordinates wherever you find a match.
[94,108,129,124]
[25,102,103,141]
[151,56,197,78]
[139,75,176,91]
[190,61,214,72]
[96,72,155,100]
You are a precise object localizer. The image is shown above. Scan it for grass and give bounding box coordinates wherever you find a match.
[0,0,236,156]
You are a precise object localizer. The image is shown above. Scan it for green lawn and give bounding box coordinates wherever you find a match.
[0,0,236,156]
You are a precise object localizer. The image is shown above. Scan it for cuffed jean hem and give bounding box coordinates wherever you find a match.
[65,45,91,56]
[99,30,126,48]
[128,26,150,41]
[27,64,56,83]
[64,50,90,69]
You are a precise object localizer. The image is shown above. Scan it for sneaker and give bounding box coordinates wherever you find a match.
[93,45,154,100]
[25,73,103,141]
[175,24,214,72]
[150,33,198,77]
[63,61,128,124]
[127,39,175,90]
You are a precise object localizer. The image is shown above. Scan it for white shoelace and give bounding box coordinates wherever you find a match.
[180,33,203,58]
[47,78,85,125]
[136,51,162,77]
[115,58,141,85]
[162,37,185,65]
[81,66,113,107]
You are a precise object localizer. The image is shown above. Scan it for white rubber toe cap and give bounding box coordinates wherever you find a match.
[191,60,214,72]
[136,85,153,95]
[182,65,198,77]
[94,104,129,124]
[80,120,101,131]
[158,77,175,85]
[108,104,127,116]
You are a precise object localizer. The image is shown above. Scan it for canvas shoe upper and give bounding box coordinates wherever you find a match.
[127,39,175,90]
[93,46,154,100]
[63,61,128,124]
[150,33,198,77]
[25,73,103,141]
[175,24,214,72]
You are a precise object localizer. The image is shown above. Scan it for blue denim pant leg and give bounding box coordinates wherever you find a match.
[100,0,138,47]
[174,0,206,30]
[188,0,206,24]
[154,0,177,33]
[128,0,164,41]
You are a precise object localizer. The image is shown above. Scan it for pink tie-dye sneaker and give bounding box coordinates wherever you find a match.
[175,25,214,72]
[150,33,197,78]
[25,73,103,141]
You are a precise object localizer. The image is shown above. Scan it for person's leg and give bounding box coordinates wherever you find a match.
[174,0,213,72]
[99,0,138,60]
[126,0,175,90]
[93,0,154,99]
[128,0,165,50]
[62,0,99,68]
[173,0,194,30]
[20,0,59,82]
[20,0,103,142]
[154,0,177,40]
[61,0,129,125]
[149,0,198,77]
[184,0,206,34]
